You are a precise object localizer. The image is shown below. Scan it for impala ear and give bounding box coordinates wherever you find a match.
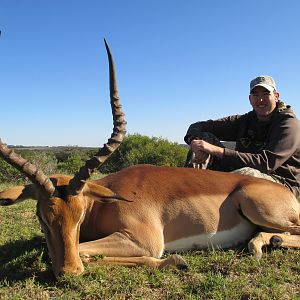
[0,184,38,206]
[83,182,131,203]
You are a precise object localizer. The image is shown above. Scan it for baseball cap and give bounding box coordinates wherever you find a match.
[250,75,277,93]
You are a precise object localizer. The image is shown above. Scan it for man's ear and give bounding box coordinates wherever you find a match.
[83,182,130,203]
[249,94,253,105]
[0,184,38,206]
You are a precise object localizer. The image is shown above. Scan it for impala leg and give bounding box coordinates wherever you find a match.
[238,185,300,234]
[79,231,163,258]
[248,232,300,259]
[79,232,150,258]
[248,232,272,259]
[79,232,187,269]
[85,254,187,270]
[242,184,300,259]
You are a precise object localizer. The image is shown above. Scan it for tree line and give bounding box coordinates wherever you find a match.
[0,134,188,183]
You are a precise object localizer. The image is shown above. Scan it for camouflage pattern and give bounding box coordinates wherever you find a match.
[232,167,283,184]
[250,75,277,93]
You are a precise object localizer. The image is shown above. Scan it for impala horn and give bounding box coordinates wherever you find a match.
[0,139,56,195]
[68,39,126,195]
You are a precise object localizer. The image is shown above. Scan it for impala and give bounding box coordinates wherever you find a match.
[1,41,300,278]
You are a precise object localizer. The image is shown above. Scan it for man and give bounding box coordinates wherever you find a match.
[184,75,300,198]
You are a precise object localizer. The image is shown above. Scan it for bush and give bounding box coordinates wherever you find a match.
[0,150,58,184]
[19,150,58,176]
[0,159,25,183]
[54,147,94,163]
[99,134,188,173]
[57,154,85,175]
[0,135,188,183]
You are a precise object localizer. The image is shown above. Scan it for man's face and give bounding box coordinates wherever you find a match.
[249,86,279,121]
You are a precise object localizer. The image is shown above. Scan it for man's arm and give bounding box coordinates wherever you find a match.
[184,115,242,145]
[221,117,300,173]
[190,140,224,164]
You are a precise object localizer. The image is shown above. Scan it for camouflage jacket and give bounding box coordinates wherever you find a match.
[184,101,300,197]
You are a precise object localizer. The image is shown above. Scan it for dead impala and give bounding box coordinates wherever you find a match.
[1,40,300,278]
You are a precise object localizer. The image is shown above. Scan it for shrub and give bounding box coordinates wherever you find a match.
[54,147,93,163]
[57,154,84,175]
[99,134,188,173]
[0,135,188,183]
[0,159,25,183]
[20,150,58,176]
[0,149,58,184]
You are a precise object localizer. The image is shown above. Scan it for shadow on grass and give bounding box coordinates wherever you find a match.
[0,235,56,283]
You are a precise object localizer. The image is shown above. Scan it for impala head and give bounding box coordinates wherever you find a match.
[0,40,126,277]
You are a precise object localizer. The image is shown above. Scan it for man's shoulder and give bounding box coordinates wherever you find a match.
[275,102,299,122]
[276,101,296,116]
[238,110,255,121]
[274,105,300,132]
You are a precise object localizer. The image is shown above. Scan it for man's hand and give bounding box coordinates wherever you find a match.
[190,140,224,163]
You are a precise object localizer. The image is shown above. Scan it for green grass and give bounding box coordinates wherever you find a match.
[1,183,300,299]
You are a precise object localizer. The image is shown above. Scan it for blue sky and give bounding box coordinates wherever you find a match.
[1,1,300,146]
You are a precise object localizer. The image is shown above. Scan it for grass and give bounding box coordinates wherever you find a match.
[1,183,300,299]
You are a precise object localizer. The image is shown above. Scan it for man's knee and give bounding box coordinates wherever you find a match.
[232,167,279,183]
[232,167,260,177]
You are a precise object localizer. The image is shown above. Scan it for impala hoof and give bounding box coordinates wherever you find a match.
[270,235,283,248]
[0,199,13,206]
[162,254,188,270]
[248,241,263,260]
[80,253,94,263]
[173,254,188,270]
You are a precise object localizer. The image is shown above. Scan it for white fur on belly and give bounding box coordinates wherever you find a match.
[164,218,256,251]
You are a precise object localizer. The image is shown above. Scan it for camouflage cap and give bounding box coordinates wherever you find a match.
[250,75,277,93]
